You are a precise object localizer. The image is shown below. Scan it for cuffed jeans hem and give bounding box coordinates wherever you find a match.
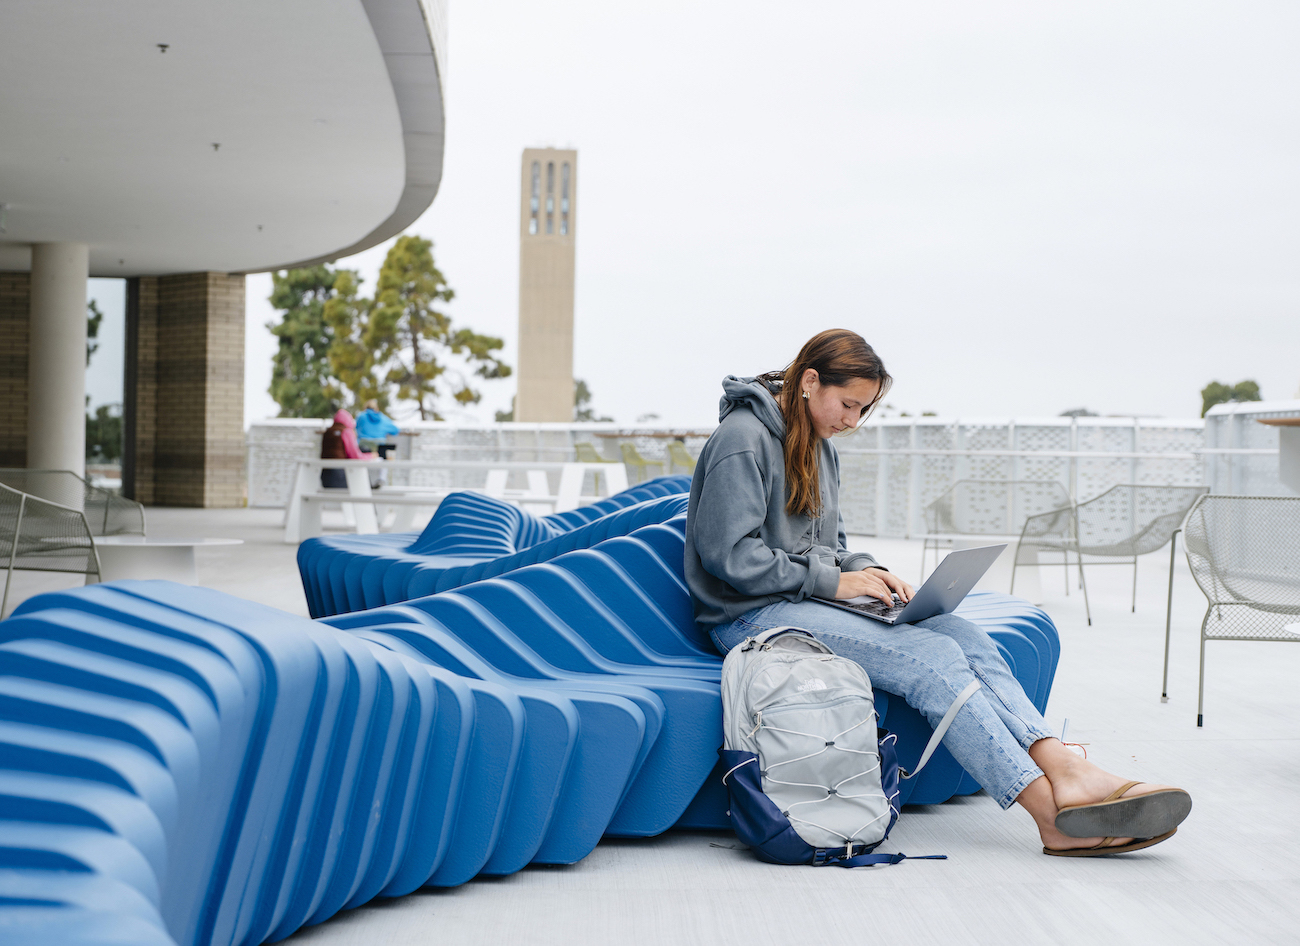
[995,765,1045,811]
[967,662,1056,751]
[1016,727,1058,752]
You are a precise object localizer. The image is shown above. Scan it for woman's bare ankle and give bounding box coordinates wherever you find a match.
[1016,773,1134,851]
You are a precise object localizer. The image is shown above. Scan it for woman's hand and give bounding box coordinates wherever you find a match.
[835,567,915,605]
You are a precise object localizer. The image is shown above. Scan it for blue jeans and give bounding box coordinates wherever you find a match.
[710,600,1054,809]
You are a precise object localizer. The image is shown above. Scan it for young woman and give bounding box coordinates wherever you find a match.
[685,328,1191,856]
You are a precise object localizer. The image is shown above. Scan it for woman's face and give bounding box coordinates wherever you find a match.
[801,370,881,439]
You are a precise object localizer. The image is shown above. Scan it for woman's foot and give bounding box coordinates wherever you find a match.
[1018,775,1135,851]
[1027,739,1191,844]
[1029,739,1180,815]
[1043,830,1178,857]
[1039,825,1137,852]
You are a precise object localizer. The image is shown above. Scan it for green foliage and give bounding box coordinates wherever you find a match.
[86,299,103,366]
[1201,380,1262,417]
[361,236,510,420]
[268,238,509,420]
[85,403,122,462]
[495,397,516,422]
[574,379,613,422]
[323,269,383,409]
[267,266,346,417]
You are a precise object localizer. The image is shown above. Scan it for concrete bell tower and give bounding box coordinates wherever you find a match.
[515,148,577,422]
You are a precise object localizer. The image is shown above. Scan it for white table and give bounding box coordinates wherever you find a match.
[283,460,629,544]
[86,536,244,585]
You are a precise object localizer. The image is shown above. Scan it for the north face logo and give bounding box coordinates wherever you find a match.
[798,678,827,692]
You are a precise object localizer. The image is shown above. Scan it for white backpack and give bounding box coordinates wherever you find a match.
[720,626,979,866]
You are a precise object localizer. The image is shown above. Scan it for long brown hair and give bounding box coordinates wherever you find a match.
[757,329,891,518]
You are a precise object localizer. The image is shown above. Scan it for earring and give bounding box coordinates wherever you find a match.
[802,391,809,399]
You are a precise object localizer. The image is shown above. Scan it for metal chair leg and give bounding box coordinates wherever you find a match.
[1077,548,1092,626]
[1197,612,1209,728]
[1063,550,1069,595]
[1161,530,1179,703]
[2,495,24,620]
[1,564,12,621]
[1131,555,1139,613]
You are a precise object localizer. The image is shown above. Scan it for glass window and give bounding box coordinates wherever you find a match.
[529,161,540,234]
[561,163,571,234]
[546,162,555,233]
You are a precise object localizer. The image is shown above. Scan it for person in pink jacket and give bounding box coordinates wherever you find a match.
[320,409,375,488]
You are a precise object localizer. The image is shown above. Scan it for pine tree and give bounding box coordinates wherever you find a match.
[267,266,347,417]
[322,269,384,409]
[363,236,510,420]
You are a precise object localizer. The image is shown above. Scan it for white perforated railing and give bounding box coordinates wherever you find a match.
[245,420,715,508]
[834,417,1208,537]
[247,414,1285,536]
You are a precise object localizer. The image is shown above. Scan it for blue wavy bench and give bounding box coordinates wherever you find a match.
[0,515,1057,945]
[298,475,692,618]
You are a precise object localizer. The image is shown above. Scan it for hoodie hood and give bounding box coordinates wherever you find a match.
[719,376,786,441]
[685,375,882,627]
[333,409,356,428]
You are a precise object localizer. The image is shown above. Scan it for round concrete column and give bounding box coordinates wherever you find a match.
[27,242,89,476]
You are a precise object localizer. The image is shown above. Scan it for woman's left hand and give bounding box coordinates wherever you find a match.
[863,568,914,603]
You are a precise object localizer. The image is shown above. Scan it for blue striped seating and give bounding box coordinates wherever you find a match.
[0,511,1058,945]
[297,475,692,618]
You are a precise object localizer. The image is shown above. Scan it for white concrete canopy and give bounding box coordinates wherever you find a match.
[0,0,445,277]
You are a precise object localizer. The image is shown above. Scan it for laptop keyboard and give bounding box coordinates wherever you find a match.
[839,596,906,619]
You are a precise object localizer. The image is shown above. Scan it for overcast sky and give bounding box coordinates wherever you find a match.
[232,1,1300,427]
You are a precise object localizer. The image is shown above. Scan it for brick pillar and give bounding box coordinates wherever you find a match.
[123,273,245,507]
[123,276,159,503]
[0,274,30,467]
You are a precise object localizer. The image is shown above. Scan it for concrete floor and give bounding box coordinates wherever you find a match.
[2,505,313,619]
[6,509,1299,945]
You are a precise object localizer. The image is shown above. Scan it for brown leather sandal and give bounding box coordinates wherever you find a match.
[1055,780,1192,839]
[1044,827,1177,857]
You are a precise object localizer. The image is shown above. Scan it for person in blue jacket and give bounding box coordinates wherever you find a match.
[356,399,401,487]
[356,400,400,454]
[686,328,1191,857]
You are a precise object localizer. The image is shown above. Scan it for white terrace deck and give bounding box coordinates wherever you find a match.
[5,507,1299,945]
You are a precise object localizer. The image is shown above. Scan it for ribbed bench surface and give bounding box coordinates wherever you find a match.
[0,510,1057,946]
[297,476,692,617]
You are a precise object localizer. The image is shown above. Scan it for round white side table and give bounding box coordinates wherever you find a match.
[87,537,244,585]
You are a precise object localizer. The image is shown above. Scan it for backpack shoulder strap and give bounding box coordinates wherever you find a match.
[830,851,947,867]
[901,679,982,780]
[740,626,828,653]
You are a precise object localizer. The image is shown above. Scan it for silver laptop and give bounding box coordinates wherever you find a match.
[814,544,1007,625]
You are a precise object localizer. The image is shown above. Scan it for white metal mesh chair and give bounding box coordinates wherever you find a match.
[0,469,145,537]
[1178,495,1300,727]
[1013,484,1208,625]
[1,482,102,617]
[921,479,1071,582]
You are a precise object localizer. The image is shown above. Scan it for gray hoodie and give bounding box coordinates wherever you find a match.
[684,376,882,627]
